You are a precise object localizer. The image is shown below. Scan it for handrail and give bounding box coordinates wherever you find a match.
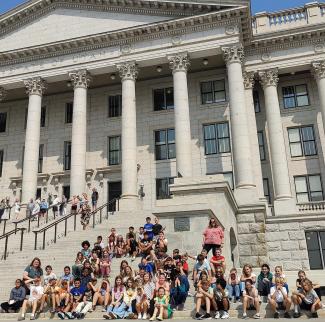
[0,228,27,260]
[32,198,119,251]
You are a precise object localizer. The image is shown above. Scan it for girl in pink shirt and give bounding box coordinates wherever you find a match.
[202,218,224,255]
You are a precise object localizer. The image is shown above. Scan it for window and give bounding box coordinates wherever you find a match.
[257,131,266,161]
[305,231,325,270]
[0,112,7,132]
[38,144,44,173]
[282,84,309,109]
[0,150,3,177]
[156,177,174,199]
[65,102,73,124]
[200,80,226,104]
[153,88,174,111]
[294,175,323,203]
[41,106,46,127]
[288,126,317,157]
[108,95,122,118]
[253,91,260,113]
[108,136,121,165]
[263,178,271,203]
[155,129,175,160]
[64,141,71,171]
[203,123,230,155]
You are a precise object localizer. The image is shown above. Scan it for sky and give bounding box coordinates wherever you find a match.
[0,0,311,14]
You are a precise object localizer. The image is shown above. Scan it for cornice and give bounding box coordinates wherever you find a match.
[0,7,246,67]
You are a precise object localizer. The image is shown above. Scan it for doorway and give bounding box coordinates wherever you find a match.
[108,181,121,211]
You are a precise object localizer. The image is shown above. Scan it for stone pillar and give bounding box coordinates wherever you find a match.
[22,77,46,203]
[168,53,193,178]
[116,62,138,201]
[243,72,265,200]
[222,45,255,189]
[312,61,325,132]
[0,87,7,102]
[69,70,91,197]
[259,69,291,200]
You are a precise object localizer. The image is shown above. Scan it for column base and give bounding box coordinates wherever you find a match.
[234,185,259,206]
[273,198,296,216]
[119,194,141,212]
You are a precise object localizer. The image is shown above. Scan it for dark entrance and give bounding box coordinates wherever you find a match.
[108,181,121,211]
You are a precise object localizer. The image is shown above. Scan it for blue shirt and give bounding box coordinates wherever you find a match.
[144,223,154,240]
[138,263,154,274]
[70,286,86,301]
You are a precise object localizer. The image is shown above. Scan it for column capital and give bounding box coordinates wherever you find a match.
[116,62,138,81]
[259,69,279,88]
[24,77,46,96]
[312,61,325,80]
[69,69,92,89]
[243,71,256,90]
[222,44,244,65]
[168,53,190,73]
[0,87,7,102]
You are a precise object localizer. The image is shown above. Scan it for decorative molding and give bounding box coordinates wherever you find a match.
[116,62,138,81]
[24,77,46,96]
[312,61,325,80]
[68,70,92,89]
[120,44,133,55]
[222,44,244,65]
[225,25,237,35]
[171,35,182,46]
[0,87,7,102]
[258,69,279,88]
[261,52,271,62]
[168,53,190,73]
[243,71,255,90]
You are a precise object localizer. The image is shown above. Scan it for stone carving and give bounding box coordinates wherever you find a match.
[168,53,190,72]
[259,69,279,87]
[24,77,46,96]
[68,70,92,89]
[0,87,7,101]
[312,61,325,80]
[222,45,244,64]
[116,62,139,81]
[261,52,271,62]
[243,71,256,90]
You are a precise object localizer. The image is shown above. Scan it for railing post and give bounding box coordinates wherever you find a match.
[100,209,102,224]
[117,198,119,211]
[14,222,18,233]
[93,212,95,228]
[2,220,6,235]
[28,218,31,233]
[42,230,46,250]
[20,229,24,251]
[8,207,11,220]
[64,218,67,236]
[46,210,49,224]
[34,232,38,250]
[4,235,8,260]
[37,214,40,228]
[74,213,77,231]
[54,224,57,244]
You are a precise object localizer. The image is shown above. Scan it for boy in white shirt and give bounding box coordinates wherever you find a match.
[268,277,291,319]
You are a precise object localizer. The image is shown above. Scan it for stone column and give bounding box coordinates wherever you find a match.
[0,87,7,102]
[312,61,325,132]
[259,69,291,200]
[222,45,255,189]
[243,72,265,200]
[168,53,192,178]
[116,62,138,200]
[69,70,91,197]
[22,77,46,203]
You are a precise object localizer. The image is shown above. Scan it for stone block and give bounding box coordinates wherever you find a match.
[239,256,259,267]
[256,233,266,243]
[254,212,265,223]
[249,223,265,233]
[238,234,257,245]
[288,231,305,240]
[278,223,300,231]
[291,250,308,260]
[266,241,281,252]
[265,224,279,232]
[301,260,310,270]
[269,251,291,261]
[281,240,299,251]
[251,244,267,256]
[299,240,307,250]
[265,231,289,242]
[300,221,325,230]
[257,256,269,266]
[283,261,302,271]
[237,214,255,223]
[237,223,250,234]
[238,244,252,256]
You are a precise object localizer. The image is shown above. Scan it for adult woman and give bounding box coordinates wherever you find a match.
[79,202,91,231]
[23,258,43,284]
[72,252,85,279]
[202,218,224,255]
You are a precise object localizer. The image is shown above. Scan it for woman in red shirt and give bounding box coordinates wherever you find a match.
[202,218,224,255]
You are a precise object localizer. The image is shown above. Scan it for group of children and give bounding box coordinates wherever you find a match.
[0,216,324,320]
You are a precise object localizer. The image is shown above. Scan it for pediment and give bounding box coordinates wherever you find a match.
[0,8,177,52]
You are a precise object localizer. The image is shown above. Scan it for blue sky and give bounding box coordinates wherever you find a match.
[0,0,311,14]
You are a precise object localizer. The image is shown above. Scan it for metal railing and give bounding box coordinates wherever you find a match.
[33,198,119,251]
[0,228,27,260]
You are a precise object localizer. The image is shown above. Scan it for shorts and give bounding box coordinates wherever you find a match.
[71,205,77,211]
[300,301,313,311]
[52,206,58,212]
[276,302,285,310]
[92,200,97,206]
[40,209,47,214]
[215,299,229,311]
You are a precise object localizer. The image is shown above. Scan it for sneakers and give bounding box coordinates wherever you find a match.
[284,312,291,319]
[103,314,110,320]
[64,312,74,319]
[195,313,202,320]
[157,316,163,321]
[274,312,280,319]
[58,312,65,320]
[201,313,212,320]
[18,317,25,321]
[214,312,220,319]
[293,312,301,318]
[149,315,157,321]
[143,313,147,320]
[138,313,142,320]
[242,313,248,319]
[221,312,229,319]
[30,315,35,321]
[253,313,260,319]
[77,313,85,319]
[311,312,319,318]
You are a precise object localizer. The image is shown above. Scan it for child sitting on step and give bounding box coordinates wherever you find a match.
[136,286,148,320]
[242,279,260,319]
[150,287,172,321]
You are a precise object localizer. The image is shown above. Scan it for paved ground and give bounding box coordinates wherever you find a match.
[0,319,316,322]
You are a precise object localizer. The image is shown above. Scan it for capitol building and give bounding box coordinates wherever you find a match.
[1,0,325,273]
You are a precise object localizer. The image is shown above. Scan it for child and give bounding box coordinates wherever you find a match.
[242,279,260,319]
[103,276,125,319]
[139,257,154,276]
[193,254,212,285]
[72,252,85,279]
[116,235,126,258]
[296,270,322,299]
[292,278,322,318]
[210,248,226,274]
[92,279,110,312]
[213,278,230,319]
[194,278,213,320]
[138,227,145,242]
[18,277,43,321]
[136,287,148,320]
[100,250,111,278]
[57,280,70,313]
[39,277,60,313]
[107,235,116,260]
[0,279,26,313]
[81,241,91,258]
[94,236,105,249]
[150,287,172,321]
[126,227,136,240]
[257,264,273,299]
[226,268,240,303]
[108,228,117,243]
[272,266,289,293]
[126,233,138,261]
[72,281,96,319]
[163,257,176,282]
[60,266,74,286]
[269,277,291,319]
[139,232,153,258]
[44,265,57,286]
[90,251,100,277]
[144,217,154,241]
[240,264,256,293]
